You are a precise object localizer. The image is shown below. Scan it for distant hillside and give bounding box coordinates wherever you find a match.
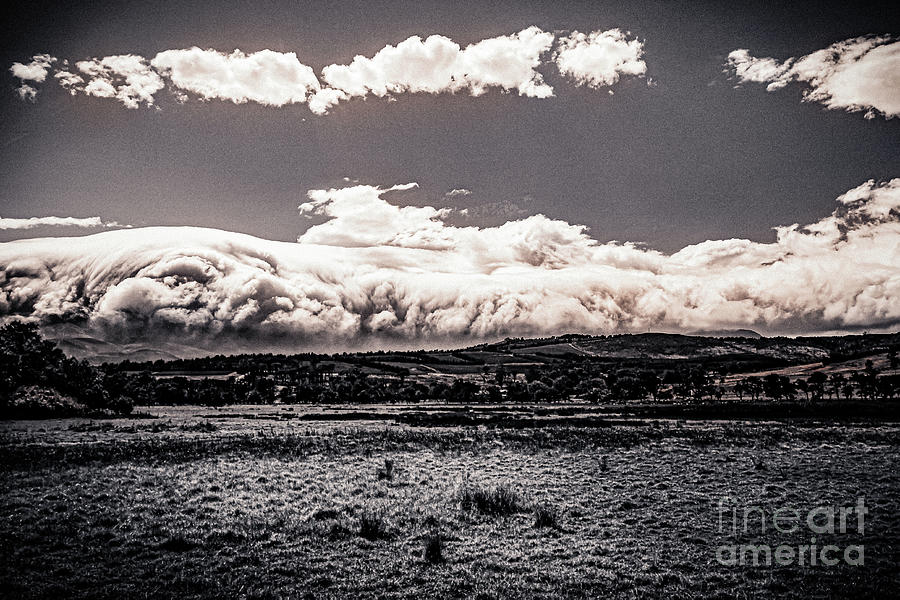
[108,331,900,378]
[689,329,763,339]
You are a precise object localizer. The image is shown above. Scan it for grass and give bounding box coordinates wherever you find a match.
[422,532,444,564]
[458,482,526,516]
[358,507,391,540]
[377,458,395,481]
[1,406,899,598]
[533,504,560,529]
[3,417,897,471]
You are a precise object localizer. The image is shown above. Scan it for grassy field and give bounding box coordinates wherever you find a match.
[2,406,899,599]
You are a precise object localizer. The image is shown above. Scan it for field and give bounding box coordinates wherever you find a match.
[2,405,899,599]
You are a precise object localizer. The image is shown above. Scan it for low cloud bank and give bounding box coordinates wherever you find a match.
[1,179,898,353]
[0,215,120,230]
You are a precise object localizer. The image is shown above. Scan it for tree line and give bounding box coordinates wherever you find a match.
[2,323,898,417]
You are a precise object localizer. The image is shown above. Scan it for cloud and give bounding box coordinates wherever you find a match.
[311,26,555,113]
[2,178,898,353]
[16,85,38,102]
[9,54,55,82]
[445,188,472,197]
[9,27,648,113]
[554,29,646,88]
[9,54,56,100]
[73,54,165,108]
[727,36,900,119]
[0,215,121,230]
[150,48,322,106]
[54,70,85,95]
[459,196,536,221]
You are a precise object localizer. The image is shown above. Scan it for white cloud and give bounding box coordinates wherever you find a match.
[445,188,472,197]
[11,27,649,112]
[16,85,38,102]
[0,215,120,230]
[54,70,85,95]
[728,36,900,119]
[307,87,347,115]
[554,29,646,88]
[150,48,321,106]
[2,179,898,352]
[9,54,55,82]
[314,26,555,113]
[75,54,165,108]
[10,54,56,101]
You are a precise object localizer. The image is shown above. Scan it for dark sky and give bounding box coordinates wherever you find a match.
[2,0,898,251]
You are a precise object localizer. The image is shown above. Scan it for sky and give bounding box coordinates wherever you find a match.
[1,1,898,355]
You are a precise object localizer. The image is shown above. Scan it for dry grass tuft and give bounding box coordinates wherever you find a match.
[533,504,560,529]
[376,458,395,481]
[358,507,390,540]
[458,482,525,516]
[422,532,444,564]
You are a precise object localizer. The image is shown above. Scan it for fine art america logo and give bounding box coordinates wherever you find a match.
[715,496,867,567]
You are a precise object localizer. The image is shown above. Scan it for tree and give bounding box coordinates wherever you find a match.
[745,377,762,402]
[795,379,810,402]
[808,372,828,401]
[762,374,792,401]
[1,322,132,416]
[828,373,845,401]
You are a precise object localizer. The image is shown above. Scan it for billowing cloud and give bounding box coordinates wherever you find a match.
[554,29,646,88]
[313,26,555,113]
[9,27,648,113]
[0,215,120,230]
[1,179,898,354]
[150,48,322,106]
[727,36,900,119]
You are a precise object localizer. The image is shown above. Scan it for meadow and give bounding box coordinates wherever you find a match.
[1,405,899,599]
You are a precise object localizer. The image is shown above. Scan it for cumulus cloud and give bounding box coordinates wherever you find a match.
[314,26,555,113]
[150,48,322,106]
[0,215,120,230]
[16,85,38,102]
[9,54,55,82]
[554,29,646,88]
[54,70,85,95]
[1,179,898,353]
[9,54,56,100]
[73,54,165,108]
[445,188,472,197]
[727,36,900,119]
[9,27,648,113]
